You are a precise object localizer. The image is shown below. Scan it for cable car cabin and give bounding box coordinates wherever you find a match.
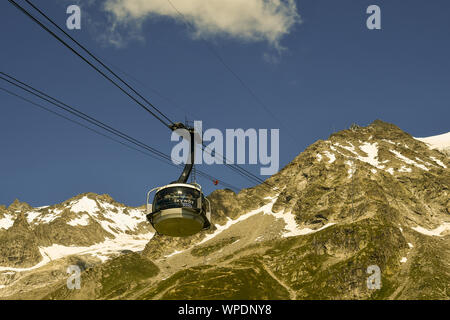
[146,123,212,237]
[146,183,211,237]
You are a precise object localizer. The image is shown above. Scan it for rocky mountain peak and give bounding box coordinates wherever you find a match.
[0,205,8,218]
[63,192,129,209]
[10,212,32,232]
[0,191,153,273]
[329,120,410,142]
[263,120,449,232]
[7,199,32,212]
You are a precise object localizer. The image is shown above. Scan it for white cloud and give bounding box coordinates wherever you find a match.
[103,0,300,48]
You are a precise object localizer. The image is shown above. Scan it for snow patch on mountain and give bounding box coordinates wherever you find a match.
[390,150,429,171]
[42,233,153,261]
[38,210,61,224]
[164,250,184,258]
[325,141,388,171]
[335,142,357,155]
[99,206,145,235]
[26,211,42,223]
[0,214,14,230]
[324,151,336,163]
[358,142,385,169]
[381,139,396,145]
[200,195,336,245]
[319,135,446,177]
[411,223,450,237]
[26,208,62,225]
[415,132,450,152]
[0,233,154,272]
[199,197,279,245]
[430,156,447,168]
[67,214,90,227]
[271,208,335,237]
[398,166,412,173]
[21,197,148,236]
[345,160,354,178]
[70,196,99,215]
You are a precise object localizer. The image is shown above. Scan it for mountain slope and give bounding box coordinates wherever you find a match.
[0,193,153,297]
[2,120,449,300]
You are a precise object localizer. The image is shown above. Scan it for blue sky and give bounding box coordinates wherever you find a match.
[1,0,449,207]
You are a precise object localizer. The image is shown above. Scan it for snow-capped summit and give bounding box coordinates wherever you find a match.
[415,132,450,154]
[0,193,154,273]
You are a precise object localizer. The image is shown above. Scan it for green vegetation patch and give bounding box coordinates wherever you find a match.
[191,236,240,257]
[98,253,160,298]
[139,259,290,300]
[45,252,159,300]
